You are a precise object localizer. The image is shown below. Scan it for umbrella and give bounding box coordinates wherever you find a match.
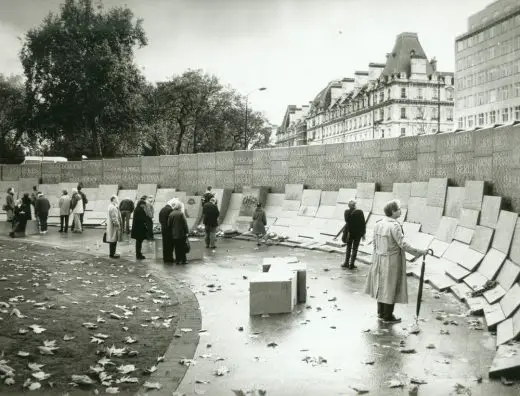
[415,248,434,324]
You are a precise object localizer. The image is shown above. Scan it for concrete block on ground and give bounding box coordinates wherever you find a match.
[402,222,421,235]
[445,264,470,282]
[269,261,307,303]
[466,296,486,315]
[320,191,338,206]
[249,271,297,315]
[187,238,204,261]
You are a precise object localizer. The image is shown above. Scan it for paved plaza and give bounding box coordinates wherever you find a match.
[1,229,518,395]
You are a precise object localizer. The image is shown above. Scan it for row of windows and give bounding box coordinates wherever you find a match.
[456,13,520,53]
[456,60,520,91]
[458,83,520,109]
[457,106,520,129]
[456,36,520,71]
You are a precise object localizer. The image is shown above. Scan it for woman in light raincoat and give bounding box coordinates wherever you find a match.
[364,200,425,324]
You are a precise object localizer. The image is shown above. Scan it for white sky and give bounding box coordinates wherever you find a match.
[0,0,492,125]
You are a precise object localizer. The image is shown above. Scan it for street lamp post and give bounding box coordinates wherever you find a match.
[244,87,267,150]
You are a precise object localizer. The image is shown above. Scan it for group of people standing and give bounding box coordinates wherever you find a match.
[3,185,87,237]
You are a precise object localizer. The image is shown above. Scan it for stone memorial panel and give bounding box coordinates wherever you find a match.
[178,170,197,192]
[332,203,349,220]
[453,226,474,244]
[360,139,381,158]
[407,197,427,224]
[137,184,158,200]
[160,155,178,168]
[234,150,253,166]
[61,162,83,182]
[297,206,318,217]
[496,318,514,346]
[426,178,448,208]
[410,182,428,197]
[398,136,418,161]
[356,198,373,214]
[21,164,41,179]
[214,152,234,171]
[337,188,357,204]
[458,208,479,229]
[500,283,520,318]
[178,154,198,170]
[477,248,507,281]
[434,217,458,243]
[356,182,375,199]
[159,167,178,188]
[271,160,289,176]
[392,183,411,209]
[121,157,141,167]
[509,219,520,265]
[480,195,502,229]
[472,156,493,182]
[1,165,21,181]
[117,189,137,201]
[416,152,436,180]
[459,248,484,271]
[197,152,216,170]
[307,144,326,156]
[420,205,443,235]
[403,222,421,235]
[82,160,102,176]
[198,169,216,190]
[372,192,393,215]
[470,225,494,254]
[282,199,301,212]
[316,205,336,219]
[417,134,436,153]
[215,170,234,189]
[18,178,38,195]
[103,172,121,185]
[445,264,470,282]
[239,186,268,217]
[270,147,289,161]
[103,158,122,172]
[253,150,271,169]
[325,143,346,163]
[184,195,202,221]
[320,191,338,206]
[301,189,321,207]
[234,168,252,190]
[120,166,141,188]
[98,185,119,200]
[428,238,450,257]
[444,187,465,218]
[141,156,161,174]
[463,180,484,210]
[285,184,304,201]
[496,260,520,291]
[492,210,518,254]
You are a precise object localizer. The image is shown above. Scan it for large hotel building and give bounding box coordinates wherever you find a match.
[455,0,520,129]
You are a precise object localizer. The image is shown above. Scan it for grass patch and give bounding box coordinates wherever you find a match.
[0,239,182,394]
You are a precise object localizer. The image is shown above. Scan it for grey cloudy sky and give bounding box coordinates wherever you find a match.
[0,0,491,124]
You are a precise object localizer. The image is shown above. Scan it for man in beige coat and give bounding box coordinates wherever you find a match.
[364,200,426,324]
[106,195,122,258]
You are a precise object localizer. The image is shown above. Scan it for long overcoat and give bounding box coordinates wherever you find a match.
[131,201,148,241]
[364,217,421,304]
[106,202,122,243]
[252,207,267,235]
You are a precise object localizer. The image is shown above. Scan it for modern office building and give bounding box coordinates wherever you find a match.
[275,32,455,146]
[455,0,520,129]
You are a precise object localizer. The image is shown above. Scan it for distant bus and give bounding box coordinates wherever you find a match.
[23,156,68,164]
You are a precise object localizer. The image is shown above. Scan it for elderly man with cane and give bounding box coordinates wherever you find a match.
[364,200,426,324]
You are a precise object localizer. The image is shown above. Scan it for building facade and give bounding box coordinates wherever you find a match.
[455,0,520,130]
[276,32,455,146]
[276,104,309,147]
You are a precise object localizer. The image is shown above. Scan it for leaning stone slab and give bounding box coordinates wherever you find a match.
[462,180,484,211]
[428,273,456,292]
[285,184,304,201]
[492,210,518,255]
[496,318,514,346]
[337,188,357,204]
[426,178,448,208]
[434,217,458,243]
[450,282,472,302]
[444,187,465,218]
[470,225,494,254]
[356,182,376,199]
[372,192,393,215]
[480,195,502,229]
[509,218,520,265]
[428,239,450,258]
[407,197,427,224]
[458,248,484,272]
[419,205,443,235]
[445,264,471,282]
[392,183,411,209]
[489,342,520,378]
[453,226,474,244]
[458,208,479,229]
[466,296,486,315]
[478,248,507,281]
[410,181,428,197]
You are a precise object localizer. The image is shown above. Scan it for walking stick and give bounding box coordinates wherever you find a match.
[414,248,434,326]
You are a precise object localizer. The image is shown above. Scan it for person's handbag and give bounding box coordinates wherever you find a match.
[184,237,191,253]
[341,225,350,243]
[103,232,108,243]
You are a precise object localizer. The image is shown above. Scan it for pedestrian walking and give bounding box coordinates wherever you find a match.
[77,184,88,227]
[158,199,176,263]
[336,199,366,270]
[4,187,15,224]
[202,197,219,249]
[252,203,267,246]
[70,188,83,233]
[106,195,122,259]
[35,192,51,234]
[131,196,148,260]
[168,200,189,265]
[144,195,155,240]
[58,190,72,233]
[119,197,135,234]
[364,200,426,324]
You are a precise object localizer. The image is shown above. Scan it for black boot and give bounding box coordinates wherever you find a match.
[377,302,384,319]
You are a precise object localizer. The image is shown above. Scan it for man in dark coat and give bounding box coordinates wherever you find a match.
[131,196,148,260]
[201,186,215,205]
[158,199,176,263]
[339,199,366,270]
[202,197,220,249]
[167,201,189,265]
[119,197,135,234]
[35,192,51,234]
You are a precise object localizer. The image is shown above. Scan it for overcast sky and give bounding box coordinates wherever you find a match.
[0,0,491,124]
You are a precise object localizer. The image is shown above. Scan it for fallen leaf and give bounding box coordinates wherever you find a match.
[400,348,417,354]
[63,335,75,341]
[214,366,229,376]
[11,308,26,318]
[388,379,404,388]
[145,365,157,374]
[91,337,105,345]
[180,358,197,366]
[117,364,136,374]
[29,324,46,334]
[117,376,138,383]
[267,342,278,348]
[143,381,162,390]
[107,345,126,357]
[28,382,41,390]
[106,387,119,394]
[17,351,30,357]
[28,363,44,371]
[32,371,51,380]
[71,374,94,385]
[350,385,369,394]
[410,377,427,385]
[4,377,15,385]
[124,336,137,344]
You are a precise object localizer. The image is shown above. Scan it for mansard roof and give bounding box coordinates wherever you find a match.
[382,32,434,77]
[311,80,343,111]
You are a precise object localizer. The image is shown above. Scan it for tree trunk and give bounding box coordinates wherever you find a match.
[175,122,186,155]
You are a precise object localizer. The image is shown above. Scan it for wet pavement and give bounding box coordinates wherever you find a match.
[2,228,519,395]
